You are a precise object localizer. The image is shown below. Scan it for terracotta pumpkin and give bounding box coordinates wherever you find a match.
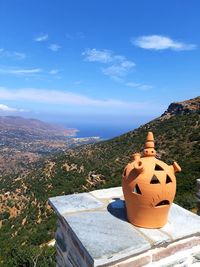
[122,132,181,228]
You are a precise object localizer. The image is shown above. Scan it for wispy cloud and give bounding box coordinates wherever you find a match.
[48,44,61,52]
[0,67,42,76]
[0,104,24,112]
[49,69,60,75]
[82,49,112,63]
[73,80,82,85]
[0,48,26,60]
[82,49,151,88]
[102,59,135,80]
[34,34,49,42]
[0,67,63,79]
[125,82,153,90]
[132,35,197,51]
[82,48,135,79]
[0,87,151,111]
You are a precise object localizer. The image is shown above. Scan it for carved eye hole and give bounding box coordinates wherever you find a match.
[166,175,172,184]
[150,175,160,184]
[155,164,164,171]
[133,184,142,195]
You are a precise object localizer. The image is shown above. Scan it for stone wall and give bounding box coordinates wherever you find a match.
[55,217,93,267]
[55,218,200,267]
[197,179,200,216]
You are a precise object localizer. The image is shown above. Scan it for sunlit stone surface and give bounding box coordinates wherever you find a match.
[49,187,200,267]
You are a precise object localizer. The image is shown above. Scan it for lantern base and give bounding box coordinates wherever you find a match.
[126,204,171,229]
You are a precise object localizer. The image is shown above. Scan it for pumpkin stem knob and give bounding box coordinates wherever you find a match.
[173,161,181,173]
[131,153,141,161]
[144,131,156,157]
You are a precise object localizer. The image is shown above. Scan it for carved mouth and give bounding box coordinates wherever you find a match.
[155,200,170,207]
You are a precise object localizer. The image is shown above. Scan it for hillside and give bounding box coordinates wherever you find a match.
[0,96,199,266]
[0,116,99,175]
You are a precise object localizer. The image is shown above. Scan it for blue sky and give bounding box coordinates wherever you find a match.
[0,0,199,137]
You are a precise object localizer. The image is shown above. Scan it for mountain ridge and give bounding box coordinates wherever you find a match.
[0,115,78,137]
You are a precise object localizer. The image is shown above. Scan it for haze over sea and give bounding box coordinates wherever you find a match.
[46,113,156,139]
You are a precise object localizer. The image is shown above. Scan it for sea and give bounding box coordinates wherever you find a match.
[61,115,157,140]
[68,123,139,140]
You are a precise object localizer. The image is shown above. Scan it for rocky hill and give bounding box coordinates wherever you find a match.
[0,96,199,266]
[162,96,200,117]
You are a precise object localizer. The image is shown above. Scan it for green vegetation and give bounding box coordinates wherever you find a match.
[0,107,199,266]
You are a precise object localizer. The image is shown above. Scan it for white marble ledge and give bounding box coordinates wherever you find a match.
[49,187,200,243]
[49,192,104,215]
[90,187,123,200]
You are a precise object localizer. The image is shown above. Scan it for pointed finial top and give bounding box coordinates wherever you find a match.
[144,131,156,157]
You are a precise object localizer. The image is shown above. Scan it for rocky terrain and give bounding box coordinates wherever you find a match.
[161,96,200,117]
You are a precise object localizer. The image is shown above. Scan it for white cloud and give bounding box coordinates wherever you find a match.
[82,49,112,63]
[82,48,152,89]
[132,35,197,51]
[0,68,42,76]
[0,48,26,60]
[0,104,24,112]
[82,48,135,79]
[49,44,61,52]
[0,87,150,111]
[0,67,62,78]
[102,59,135,79]
[34,34,48,42]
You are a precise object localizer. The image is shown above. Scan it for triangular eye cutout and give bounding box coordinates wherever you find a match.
[133,184,142,195]
[150,175,160,184]
[166,174,172,184]
[155,164,164,171]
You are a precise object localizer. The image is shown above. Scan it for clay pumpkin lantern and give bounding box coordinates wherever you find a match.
[122,132,181,228]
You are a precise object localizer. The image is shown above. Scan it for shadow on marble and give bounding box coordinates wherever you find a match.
[107,199,128,221]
